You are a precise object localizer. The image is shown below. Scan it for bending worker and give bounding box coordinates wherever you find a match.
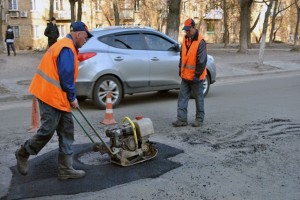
[15,21,92,180]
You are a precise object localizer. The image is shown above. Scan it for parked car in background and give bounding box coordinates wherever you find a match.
[76,26,216,109]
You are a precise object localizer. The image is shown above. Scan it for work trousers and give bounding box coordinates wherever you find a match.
[176,79,205,122]
[24,99,74,156]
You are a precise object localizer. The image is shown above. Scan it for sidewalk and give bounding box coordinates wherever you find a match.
[0,46,299,103]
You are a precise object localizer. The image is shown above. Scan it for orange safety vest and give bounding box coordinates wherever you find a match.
[29,38,78,112]
[181,34,207,81]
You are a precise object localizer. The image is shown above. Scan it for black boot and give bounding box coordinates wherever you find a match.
[15,145,30,175]
[58,154,85,180]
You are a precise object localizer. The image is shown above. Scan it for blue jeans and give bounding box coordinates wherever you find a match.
[176,79,205,122]
[6,42,16,56]
[24,99,74,155]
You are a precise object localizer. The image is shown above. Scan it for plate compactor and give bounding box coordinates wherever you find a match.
[72,108,158,167]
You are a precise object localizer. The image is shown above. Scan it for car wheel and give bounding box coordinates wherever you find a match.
[190,75,210,98]
[203,75,210,97]
[93,75,123,109]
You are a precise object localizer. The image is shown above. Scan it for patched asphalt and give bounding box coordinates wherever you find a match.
[5,143,183,200]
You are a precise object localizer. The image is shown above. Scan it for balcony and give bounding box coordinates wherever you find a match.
[120,9,134,20]
[53,10,71,20]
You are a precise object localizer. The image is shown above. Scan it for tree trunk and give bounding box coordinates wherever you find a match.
[293,0,300,49]
[113,0,120,25]
[238,0,252,53]
[258,0,273,66]
[0,1,3,53]
[49,0,54,20]
[223,0,229,47]
[246,1,252,48]
[268,0,278,46]
[69,0,76,23]
[166,0,181,41]
[77,0,82,21]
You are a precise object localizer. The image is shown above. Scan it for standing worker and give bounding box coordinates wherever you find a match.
[44,17,60,47]
[172,18,207,127]
[15,21,93,180]
[5,25,16,56]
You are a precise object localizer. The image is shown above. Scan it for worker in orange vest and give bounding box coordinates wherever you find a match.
[15,21,93,180]
[173,18,207,127]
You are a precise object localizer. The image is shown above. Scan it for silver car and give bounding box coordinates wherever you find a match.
[76,26,216,109]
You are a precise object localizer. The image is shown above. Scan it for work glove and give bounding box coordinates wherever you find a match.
[192,77,200,83]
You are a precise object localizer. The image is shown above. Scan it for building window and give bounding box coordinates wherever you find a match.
[57,25,66,38]
[30,0,37,10]
[33,25,42,39]
[134,0,140,11]
[11,26,19,38]
[95,0,102,11]
[206,22,215,34]
[1,0,5,19]
[123,0,131,9]
[8,0,18,11]
[54,0,64,11]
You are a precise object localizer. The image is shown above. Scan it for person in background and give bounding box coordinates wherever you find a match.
[15,21,93,180]
[44,17,60,47]
[5,25,16,56]
[172,18,207,128]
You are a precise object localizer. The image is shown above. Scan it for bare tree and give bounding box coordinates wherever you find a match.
[268,0,294,46]
[0,1,3,53]
[69,0,76,23]
[223,0,229,47]
[268,0,278,46]
[49,0,54,20]
[292,0,300,50]
[77,0,82,21]
[258,0,273,66]
[238,0,253,53]
[113,0,120,25]
[166,0,181,40]
[98,1,113,26]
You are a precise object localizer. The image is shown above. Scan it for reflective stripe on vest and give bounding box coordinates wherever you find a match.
[29,38,78,112]
[181,34,207,81]
[36,69,61,89]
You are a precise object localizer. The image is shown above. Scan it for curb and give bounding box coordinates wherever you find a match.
[1,69,300,104]
[0,94,33,103]
[216,69,300,82]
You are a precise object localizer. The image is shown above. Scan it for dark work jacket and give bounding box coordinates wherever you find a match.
[44,23,59,46]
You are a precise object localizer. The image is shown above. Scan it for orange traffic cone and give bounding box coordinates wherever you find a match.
[101,91,117,125]
[27,97,40,133]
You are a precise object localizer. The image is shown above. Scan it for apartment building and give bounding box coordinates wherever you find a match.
[1,0,297,50]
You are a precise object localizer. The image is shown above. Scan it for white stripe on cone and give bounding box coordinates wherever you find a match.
[106,109,113,113]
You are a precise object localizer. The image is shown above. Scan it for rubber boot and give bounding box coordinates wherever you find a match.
[58,154,86,180]
[15,145,30,176]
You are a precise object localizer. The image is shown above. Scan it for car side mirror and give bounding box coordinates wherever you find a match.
[173,43,180,52]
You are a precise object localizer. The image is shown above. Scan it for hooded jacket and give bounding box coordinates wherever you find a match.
[44,22,60,44]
